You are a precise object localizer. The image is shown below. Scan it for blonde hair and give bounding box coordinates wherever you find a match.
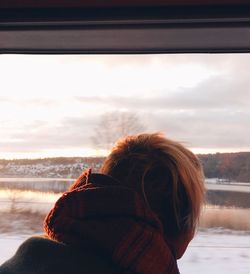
[101,133,205,237]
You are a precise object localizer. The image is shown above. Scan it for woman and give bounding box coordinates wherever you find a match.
[0,133,205,274]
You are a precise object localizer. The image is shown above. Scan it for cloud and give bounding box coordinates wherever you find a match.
[147,109,250,149]
[0,97,57,107]
[60,54,236,70]
[0,96,13,103]
[1,54,250,157]
[1,107,249,154]
[74,61,250,152]
[75,73,250,111]
[0,117,97,153]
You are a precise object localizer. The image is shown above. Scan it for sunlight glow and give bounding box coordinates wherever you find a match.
[0,54,249,158]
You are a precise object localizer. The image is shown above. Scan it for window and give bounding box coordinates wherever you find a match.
[0,54,250,272]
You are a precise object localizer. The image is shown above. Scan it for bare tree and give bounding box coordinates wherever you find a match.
[92,111,146,150]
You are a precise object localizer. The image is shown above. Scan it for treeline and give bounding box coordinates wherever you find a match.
[0,157,106,178]
[1,152,250,182]
[0,157,105,166]
[198,152,250,183]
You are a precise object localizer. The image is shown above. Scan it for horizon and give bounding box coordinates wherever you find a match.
[1,149,250,161]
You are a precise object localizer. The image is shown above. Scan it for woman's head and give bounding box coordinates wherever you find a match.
[101,133,205,257]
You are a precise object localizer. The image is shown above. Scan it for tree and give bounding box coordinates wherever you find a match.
[91,111,146,150]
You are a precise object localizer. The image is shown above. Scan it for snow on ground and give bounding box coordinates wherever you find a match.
[206,182,250,193]
[0,235,27,263]
[178,229,250,274]
[1,229,250,273]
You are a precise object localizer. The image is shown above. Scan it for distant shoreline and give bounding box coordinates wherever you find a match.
[0,177,75,181]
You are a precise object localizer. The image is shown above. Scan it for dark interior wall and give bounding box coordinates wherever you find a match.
[1,2,250,53]
[1,0,250,9]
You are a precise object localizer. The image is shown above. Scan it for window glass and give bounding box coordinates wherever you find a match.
[0,54,250,272]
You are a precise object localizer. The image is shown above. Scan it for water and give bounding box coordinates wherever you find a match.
[0,178,250,227]
[0,177,74,193]
[205,182,250,208]
[0,189,60,213]
[0,178,250,209]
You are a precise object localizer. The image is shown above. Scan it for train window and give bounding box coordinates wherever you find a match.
[0,54,250,272]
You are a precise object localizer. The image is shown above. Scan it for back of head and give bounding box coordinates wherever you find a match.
[101,133,205,239]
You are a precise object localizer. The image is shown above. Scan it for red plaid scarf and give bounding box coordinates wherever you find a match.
[44,169,180,274]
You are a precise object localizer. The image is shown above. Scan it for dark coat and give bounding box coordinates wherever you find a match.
[0,171,179,274]
[0,236,121,274]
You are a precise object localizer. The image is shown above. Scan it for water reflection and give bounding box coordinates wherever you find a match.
[0,178,73,193]
[0,178,250,232]
[207,190,250,208]
[0,189,60,213]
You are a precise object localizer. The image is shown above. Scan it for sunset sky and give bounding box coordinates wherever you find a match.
[0,54,250,159]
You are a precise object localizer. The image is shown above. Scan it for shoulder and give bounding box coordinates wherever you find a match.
[0,236,121,274]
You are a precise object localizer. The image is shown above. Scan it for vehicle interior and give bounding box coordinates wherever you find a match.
[1,0,250,53]
[1,1,250,273]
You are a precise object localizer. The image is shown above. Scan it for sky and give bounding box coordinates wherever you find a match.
[0,54,250,159]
